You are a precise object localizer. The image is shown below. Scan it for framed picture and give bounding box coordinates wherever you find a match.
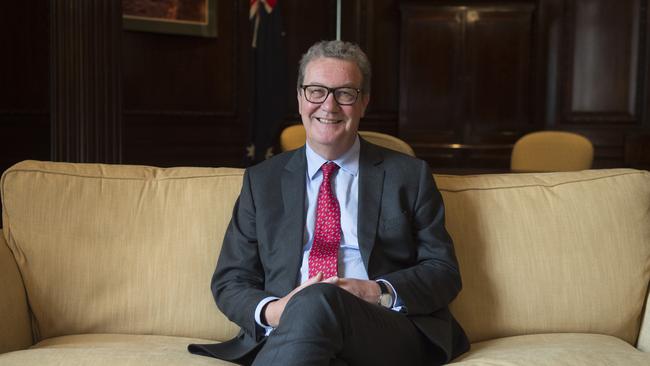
[123,0,217,38]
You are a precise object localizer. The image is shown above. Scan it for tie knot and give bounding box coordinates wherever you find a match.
[321,162,339,180]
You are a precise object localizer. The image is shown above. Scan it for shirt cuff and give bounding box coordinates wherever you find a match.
[254,296,280,336]
[376,279,405,312]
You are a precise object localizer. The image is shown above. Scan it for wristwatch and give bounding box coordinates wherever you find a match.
[376,281,394,308]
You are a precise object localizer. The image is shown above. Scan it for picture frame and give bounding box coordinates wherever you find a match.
[123,0,217,38]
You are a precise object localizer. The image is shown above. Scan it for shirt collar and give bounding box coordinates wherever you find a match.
[306,136,360,180]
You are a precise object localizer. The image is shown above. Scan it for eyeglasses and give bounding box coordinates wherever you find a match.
[300,85,362,106]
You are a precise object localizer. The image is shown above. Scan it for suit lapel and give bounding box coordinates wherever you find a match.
[279,148,307,292]
[357,140,385,274]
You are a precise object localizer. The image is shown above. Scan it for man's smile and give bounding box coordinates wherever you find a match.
[316,117,343,124]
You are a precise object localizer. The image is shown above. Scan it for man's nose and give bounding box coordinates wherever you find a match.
[320,92,341,112]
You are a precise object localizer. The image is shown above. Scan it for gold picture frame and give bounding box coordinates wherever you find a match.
[123,0,217,38]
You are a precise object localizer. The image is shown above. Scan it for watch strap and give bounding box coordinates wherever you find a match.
[377,280,390,295]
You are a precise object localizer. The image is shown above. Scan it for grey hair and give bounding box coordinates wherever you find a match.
[297,40,371,93]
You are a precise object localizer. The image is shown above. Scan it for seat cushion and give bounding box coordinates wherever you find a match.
[0,334,235,366]
[450,333,650,365]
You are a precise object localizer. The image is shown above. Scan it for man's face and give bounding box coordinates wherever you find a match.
[298,57,369,159]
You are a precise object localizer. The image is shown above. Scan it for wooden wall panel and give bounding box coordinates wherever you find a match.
[466,6,535,142]
[0,0,50,226]
[399,6,464,143]
[50,0,123,164]
[2,0,650,174]
[0,114,50,167]
[563,0,641,121]
[399,3,539,171]
[0,0,50,173]
[0,3,49,112]
[121,0,246,167]
[123,113,246,167]
[122,23,237,112]
[555,0,649,168]
[121,0,341,167]
[625,132,650,170]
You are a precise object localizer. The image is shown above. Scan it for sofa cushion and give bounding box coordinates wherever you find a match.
[449,333,650,365]
[0,334,236,366]
[1,161,243,342]
[437,169,650,345]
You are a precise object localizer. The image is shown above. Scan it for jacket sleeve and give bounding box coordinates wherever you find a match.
[380,160,462,315]
[211,169,270,339]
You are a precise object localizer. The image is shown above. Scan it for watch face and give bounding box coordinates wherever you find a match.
[380,294,392,308]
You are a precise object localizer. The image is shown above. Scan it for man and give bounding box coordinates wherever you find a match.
[189,40,469,365]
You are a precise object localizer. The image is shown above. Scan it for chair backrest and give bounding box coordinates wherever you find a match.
[358,131,416,157]
[279,124,416,157]
[510,131,594,172]
[279,124,307,151]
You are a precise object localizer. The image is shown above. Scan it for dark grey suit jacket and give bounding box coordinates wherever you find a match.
[189,139,469,364]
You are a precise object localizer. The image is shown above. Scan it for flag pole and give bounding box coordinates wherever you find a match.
[336,0,341,40]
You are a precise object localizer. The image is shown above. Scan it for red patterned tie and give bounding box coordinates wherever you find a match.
[308,162,341,279]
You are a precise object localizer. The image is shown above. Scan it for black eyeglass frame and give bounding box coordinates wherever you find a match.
[300,84,363,106]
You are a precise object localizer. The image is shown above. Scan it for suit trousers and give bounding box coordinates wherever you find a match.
[251,283,444,366]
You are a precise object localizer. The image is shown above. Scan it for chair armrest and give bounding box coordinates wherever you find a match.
[0,230,32,353]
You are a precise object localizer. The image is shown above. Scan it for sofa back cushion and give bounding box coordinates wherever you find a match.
[4,161,649,346]
[1,161,242,342]
[437,169,650,345]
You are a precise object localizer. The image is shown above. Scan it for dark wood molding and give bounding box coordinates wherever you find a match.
[559,0,648,125]
[50,0,122,163]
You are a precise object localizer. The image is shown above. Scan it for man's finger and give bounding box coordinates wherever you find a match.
[305,272,324,285]
[292,272,323,295]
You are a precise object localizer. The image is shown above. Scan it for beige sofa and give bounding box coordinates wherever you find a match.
[0,160,649,365]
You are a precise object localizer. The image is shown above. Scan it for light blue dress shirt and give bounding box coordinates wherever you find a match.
[254,137,400,334]
[299,137,366,283]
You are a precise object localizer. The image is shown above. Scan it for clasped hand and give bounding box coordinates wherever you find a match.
[263,273,381,327]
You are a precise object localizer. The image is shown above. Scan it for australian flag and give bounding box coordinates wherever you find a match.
[245,0,287,165]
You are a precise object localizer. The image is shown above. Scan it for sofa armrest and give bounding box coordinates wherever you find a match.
[0,230,32,353]
[638,283,650,352]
